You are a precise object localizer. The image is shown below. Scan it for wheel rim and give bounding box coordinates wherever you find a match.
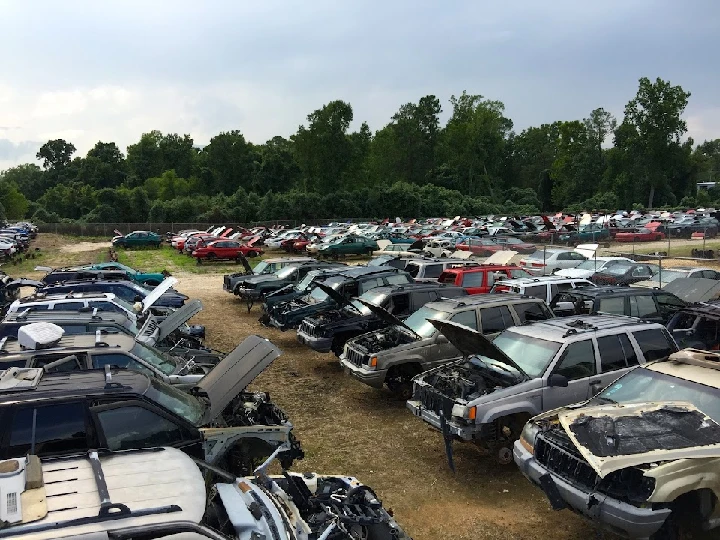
[497,446,513,465]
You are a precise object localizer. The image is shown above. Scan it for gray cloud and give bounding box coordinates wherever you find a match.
[0,139,40,162]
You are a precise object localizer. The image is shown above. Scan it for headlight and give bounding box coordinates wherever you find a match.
[519,422,539,454]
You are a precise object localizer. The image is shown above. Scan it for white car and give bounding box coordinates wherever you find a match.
[554,256,634,279]
[264,230,303,249]
[519,248,588,276]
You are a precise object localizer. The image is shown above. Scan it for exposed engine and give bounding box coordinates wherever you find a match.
[311,309,349,324]
[351,327,416,354]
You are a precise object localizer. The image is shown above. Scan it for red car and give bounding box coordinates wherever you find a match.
[615,228,666,242]
[437,265,531,294]
[192,240,264,262]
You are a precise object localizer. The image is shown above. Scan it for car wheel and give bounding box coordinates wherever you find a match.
[206,253,216,261]
[386,364,421,400]
[331,252,339,261]
[365,247,373,255]
[246,251,258,258]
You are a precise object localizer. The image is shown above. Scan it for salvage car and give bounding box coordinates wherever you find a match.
[111,230,162,248]
[438,263,531,294]
[297,282,467,355]
[192,239,263,262]
[40,278,187,308]
[341,294,555,398]
[408,316,678,466]
[491,275,595,304]
[223,256,314,293]
[0,349,302,476]
[519,248,588,276]
[615,227,666,242]
[0,445,410,540]
[590,261,659,286]
[267,266,412,330]
[667,301,720,350]
[514,348,720,539]
[317,234,378,258]
[73,261,169,286]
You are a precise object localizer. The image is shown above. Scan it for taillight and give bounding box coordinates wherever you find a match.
[493,285,510,292]
[520,261,526,266]
[531,262,546,268]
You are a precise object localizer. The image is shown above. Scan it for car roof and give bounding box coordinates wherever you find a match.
[0,369,149,404]
[423,293,543,312]
[15,292,118,303]
[329,266,404,278]
[263,257,314,263]
[3,310,129,324]
[361,283,466,296]
[0,332,137,356]
[559,286,661,298]
[505,315,661,343]
[498,276,592,285]
[648,350,720,389]
[42,279,138,288]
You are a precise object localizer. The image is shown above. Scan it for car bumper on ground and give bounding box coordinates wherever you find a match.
[268,316,292,331]
[339,357,386,389]
[235,288,262,301]
[406,400,477,441]
[296,330,333,353]
[513,441,670,539]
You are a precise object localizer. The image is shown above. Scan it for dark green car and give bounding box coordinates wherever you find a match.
[317,235,378,259]
[112,230,162,248]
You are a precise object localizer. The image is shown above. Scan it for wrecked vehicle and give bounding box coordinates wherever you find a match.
[0,336,302,474]
[0,445,410,540]
[223,255,314,292]
[407,316,678,465]
[230,260,344,310]
[667,301,720,350]
[298,282,467,355]
[514,348,720,539]
[343,294,554,399]
[267,266,412,331]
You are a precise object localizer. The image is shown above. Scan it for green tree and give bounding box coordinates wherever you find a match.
[0,164,47,200]
[202,130,259,194]
[36,139,76,170]
[0,181,29,219]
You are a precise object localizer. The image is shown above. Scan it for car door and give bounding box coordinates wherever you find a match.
[553,252,573,273]
[593,333,640,395]
[478,305,515,338]
[542,339,597,410]
[461,271,486,294]
[629,294,662,322]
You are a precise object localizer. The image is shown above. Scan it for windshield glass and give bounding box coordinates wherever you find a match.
[349,290,388,315]
[598,368,720,423]
[146,377,205,425]
[275,265,297,279]
[130,342,177,375]
[253,261,269,274]
[403,306,451,338]
[649,270,687,283]
[575,260,607,271]
[605,264,633,275]
[492,331,562,378]
[297,272,319,292]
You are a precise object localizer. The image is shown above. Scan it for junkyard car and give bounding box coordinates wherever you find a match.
[74,261,169,286]
[111,230,162,248]
[318,234,378,258]
[438,264,532,294]
[223,256,314,293]
[590,261,659,286]
[615,227,666,242]
[297,282,467,355]
[408,316,678,465]
[0,445,410,540]
[192,239,264,262]
[559,224,611,245]
[40,278,187,308]
[514,348,720,539]
[342,294,555,398]
[519,248,588,276]
[491,275,595,304]
[554,256,634,279]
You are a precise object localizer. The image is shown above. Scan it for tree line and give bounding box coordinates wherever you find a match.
[1,76,719,224]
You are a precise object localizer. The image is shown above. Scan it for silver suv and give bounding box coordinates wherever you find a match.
[407,315,678,467]
[491,275,594,303]
[340,294,555,398]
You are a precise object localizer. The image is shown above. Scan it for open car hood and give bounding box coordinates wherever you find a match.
[558,401,720,477]
[141,276,178,312]
[5,278,44,290]
[313,281,352,309]
[662,278,720,303]
[136,299,204,344]
[429,319,528,378]
[356,298,416,335]
[195,335,281,423]
[484,250,517,265]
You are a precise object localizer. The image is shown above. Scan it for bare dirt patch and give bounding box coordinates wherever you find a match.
[60,241,112,253]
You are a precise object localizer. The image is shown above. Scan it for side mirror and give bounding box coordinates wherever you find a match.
[547,374,569,388]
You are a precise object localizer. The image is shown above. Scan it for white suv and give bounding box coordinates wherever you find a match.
[491,276,595,304]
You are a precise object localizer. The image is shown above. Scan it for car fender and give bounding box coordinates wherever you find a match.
[477,401,541,425]
[381,354,426,372]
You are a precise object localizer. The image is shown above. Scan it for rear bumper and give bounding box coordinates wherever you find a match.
[297,330,332,353]
[513,442,670,539]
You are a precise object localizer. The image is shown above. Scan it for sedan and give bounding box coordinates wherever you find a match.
[590,262,659,285]
[492,236,537,254]
[615,228,665,242]
[192,240,263,262]
[111,230,162,248]
[519,248,587,276]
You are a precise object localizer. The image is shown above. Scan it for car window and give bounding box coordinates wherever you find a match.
[390,293,411,316]
[702,270,720,279]
[359,277,384,294]
[631,266,652,277]
[438,273,458,284]
[553,340,596,380]
[597,296,625,315]
[556,252,571,261]
[424,265,443,279]
[656,293,685,313]
[514,302,553,324]
[92,353,155,377]
[386,273,410,284]
[450,309,478,331]
[629,295,659,318]
[480,305,514,334]
[462,272,485,288]
[632,328,676,361]
[96,406,187,451]
[95,301,123,313]
[7,402,87,457]
[510,269,528,278]
[570,252,586,261]
[597,334,634,372]
[523,285,546,299]
[33,353,87,372]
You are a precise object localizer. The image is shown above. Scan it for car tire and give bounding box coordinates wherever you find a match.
[331,252,339,261]
[365,247,373,255]
[246,251,258,258]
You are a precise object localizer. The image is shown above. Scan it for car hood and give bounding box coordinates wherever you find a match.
[555,268,592,278]
[195,335,281,423]
[557,401,720,477]
[137,299,204,344]
[356,298,417,336]
[142,276,178,312]
[239,274,285,286]
[428,319,527,378]
[5,278,44,291]
[660,278,720,303]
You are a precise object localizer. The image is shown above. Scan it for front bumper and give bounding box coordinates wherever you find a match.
[268,316,292,331]
[339,357,387,389]
[513,442,670,539]
[235,287,262,300]
[296,329,332,353]
[406,400,478,441]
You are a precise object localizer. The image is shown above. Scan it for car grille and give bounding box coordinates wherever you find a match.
[535,429,599,491]
[299,320,320,338]
[344,346,367,367]
[417,386,455,418]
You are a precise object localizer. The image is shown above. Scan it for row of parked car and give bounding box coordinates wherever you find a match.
[225,252,720,538]
[0,221,38,259]
[0,260,411,539]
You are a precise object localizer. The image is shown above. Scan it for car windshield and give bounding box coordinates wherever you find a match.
[297,272,319,292]
[275,265,297,279]
[648,270,688,283]
[253,260,270,274]
[575,260,610,271]
[597,368,720,423]
[604,264,633,275]
[130,342,177,376]
[491,331,563,378]
[403,306,451,338]
[146,377,205,425]
[349,290,388,315]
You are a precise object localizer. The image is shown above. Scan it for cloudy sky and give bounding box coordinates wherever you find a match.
[0,0,718,170]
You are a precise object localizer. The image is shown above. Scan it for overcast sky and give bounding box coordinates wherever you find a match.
[0,0,718,171]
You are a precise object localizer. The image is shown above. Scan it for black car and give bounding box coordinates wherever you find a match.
[297,282,467,355]
[590,262,659,286]
[40,279,187,308]
[550,285,686,324]
[266,266,413,330]
[666,301,720,350]
[41,268,134,285]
